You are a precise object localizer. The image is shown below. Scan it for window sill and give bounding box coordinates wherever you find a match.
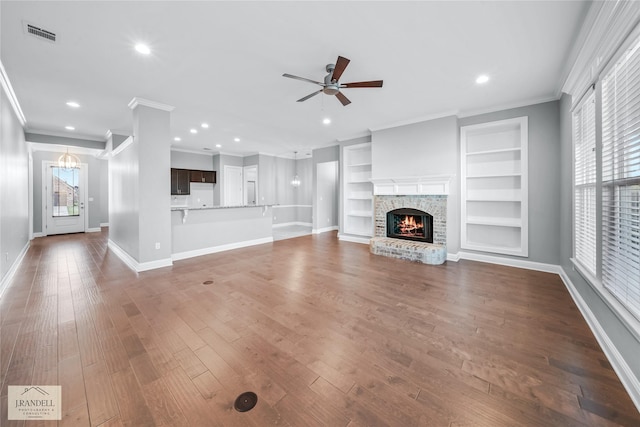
[570,258,640,343]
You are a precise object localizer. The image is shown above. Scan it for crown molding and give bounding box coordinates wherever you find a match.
[127,97,175,112]
[28,142,104,157]
[368,111,458,133]
[0,60,27,127]
[336,131,372,143]
[457,95,559,119]
[170,146,215,156]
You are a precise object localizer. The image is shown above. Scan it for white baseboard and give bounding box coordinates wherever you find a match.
[559,268,640,412]
[86,227,101,233]
[172,237,274,261]
[447,252,461,262]
[337,233,371,245]
[107,239,173,273]
[31,232,45,239]
[100,222,109,227]
[273,222,312,228]
[456,250,561,274]
[312,226,338,234]
[0,241,30,299]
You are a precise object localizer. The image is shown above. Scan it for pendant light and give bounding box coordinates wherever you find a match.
[291,151,301,187]
[58,148,80,169]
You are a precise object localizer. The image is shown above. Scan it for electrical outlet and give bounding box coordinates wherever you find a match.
[155,242,160,250]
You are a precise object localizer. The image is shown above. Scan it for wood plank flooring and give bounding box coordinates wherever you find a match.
[1,229,639,426]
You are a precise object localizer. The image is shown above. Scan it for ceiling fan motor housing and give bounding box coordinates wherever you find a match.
[323,73,340,95]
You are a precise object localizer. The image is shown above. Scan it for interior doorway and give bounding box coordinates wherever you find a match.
[243,165,258,205]
[43,161,87,235]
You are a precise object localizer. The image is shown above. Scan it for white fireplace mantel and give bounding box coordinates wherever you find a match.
[370,175,452,196]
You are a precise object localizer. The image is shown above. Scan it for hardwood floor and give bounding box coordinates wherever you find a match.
[1,230,639,426]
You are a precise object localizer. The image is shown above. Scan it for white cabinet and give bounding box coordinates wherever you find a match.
[342,143,373,238]
[461,117,528,257]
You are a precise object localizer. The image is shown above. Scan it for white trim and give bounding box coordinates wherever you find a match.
[336,131,372,143]
[28,142,103,157]
[0,242,30,300]
[0,60,27,126]
[171,237,274,261]
[371,175,451,196]
[559,267,640,412]
[127,97,174,112]
[171,147,215,156]
[111,136,134,157]
[368,111,459,132]
[86,227,101,233]
[272,204,313,208]
[337,233,370,244]
[107,239,173,272]
[447,252,461,262]
[273,222,312,228]
[100,223,109,228]
[312,226,338,234]
[32,232,45,238]
[457,251,561,274]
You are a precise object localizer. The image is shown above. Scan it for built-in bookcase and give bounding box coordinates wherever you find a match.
[461,117,528,257]
[342,143,373,238]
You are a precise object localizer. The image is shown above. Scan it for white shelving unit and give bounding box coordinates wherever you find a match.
[342,143,373,238]
[461,116,528,257]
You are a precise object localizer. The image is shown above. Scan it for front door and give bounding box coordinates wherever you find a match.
[44,163,86,235]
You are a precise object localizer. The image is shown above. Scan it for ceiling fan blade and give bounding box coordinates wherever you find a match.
[331,56,350,82]
[297,90,323,102]
[335,91,351,106]
[341,80,384,88]
[283,73,323,86]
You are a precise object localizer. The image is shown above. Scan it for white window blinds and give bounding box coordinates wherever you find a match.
[574,92,597,275]
[601,34,640,321]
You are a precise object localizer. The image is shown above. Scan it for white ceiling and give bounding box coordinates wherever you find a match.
[1,1,589,157]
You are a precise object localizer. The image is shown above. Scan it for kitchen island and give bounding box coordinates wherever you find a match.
[171,205,273,261]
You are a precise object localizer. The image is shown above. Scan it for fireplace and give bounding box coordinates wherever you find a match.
[386,208,433,243]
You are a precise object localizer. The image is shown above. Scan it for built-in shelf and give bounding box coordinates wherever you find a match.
[461,116,528,257]
[342,143,373,238]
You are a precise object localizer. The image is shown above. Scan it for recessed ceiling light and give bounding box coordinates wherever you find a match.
[234,137,240,142]
[201,123,209,129]
[65,125,75,131]
[215,144,222,148]
[174,137,181,142]
[476,74,490,84]
[323,118,331,125]
[66,101,80,108]
[190,129,198,134]
[135,43,151,55]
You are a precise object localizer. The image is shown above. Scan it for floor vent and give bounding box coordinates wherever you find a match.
[24,22,56,43]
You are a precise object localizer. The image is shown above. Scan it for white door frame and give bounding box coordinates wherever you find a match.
[42,161,89,236]
[243,165,258,205]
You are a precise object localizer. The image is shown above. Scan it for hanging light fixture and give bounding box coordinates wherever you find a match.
[291,151,301,187]
[58,148,80,169]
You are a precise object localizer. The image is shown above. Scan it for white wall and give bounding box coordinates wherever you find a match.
[371,116,460,254]
[0,83,29,288]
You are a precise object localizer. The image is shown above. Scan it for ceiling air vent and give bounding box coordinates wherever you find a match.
[23,22,56,43]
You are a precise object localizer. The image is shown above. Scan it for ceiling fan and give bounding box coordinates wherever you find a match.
[283,56,383,106]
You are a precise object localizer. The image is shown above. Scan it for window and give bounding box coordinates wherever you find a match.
[600,34,640,321]
[51,167,79,217]
[573,92,597,275]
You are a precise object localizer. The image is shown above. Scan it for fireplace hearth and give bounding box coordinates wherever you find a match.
[386,208,433,243]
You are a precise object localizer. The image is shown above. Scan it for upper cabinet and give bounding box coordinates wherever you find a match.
[171,168,216,195]
[460,116,528,257]
[171,168,190,195]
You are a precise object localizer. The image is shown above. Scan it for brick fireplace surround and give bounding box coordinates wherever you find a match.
[369,177,450,265]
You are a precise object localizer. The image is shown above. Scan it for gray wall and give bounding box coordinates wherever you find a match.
[372,116,460,254]
[25,132,105,150]
[558,94,640,386]
[32,150,105,232]
[312,145,340,231]
[99,159,109,225]
[171,150,215,170]
[109,138,140,260]
[0,84,29,287]
[459,101,561,264]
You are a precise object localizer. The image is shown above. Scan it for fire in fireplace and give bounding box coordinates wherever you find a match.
[386,208,433,243]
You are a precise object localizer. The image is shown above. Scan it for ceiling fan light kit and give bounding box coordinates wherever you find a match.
[283,56,383,106]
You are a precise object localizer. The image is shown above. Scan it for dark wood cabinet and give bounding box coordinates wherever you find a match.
[171,168,190,195]
[189,170,216,183]
[171,169,216,194]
